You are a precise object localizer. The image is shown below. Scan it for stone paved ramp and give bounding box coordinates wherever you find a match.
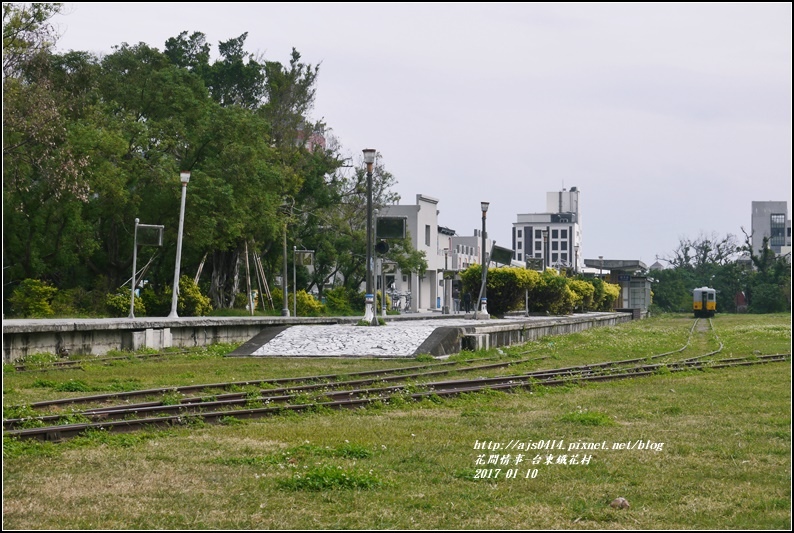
[248,318,497,357]
[241,315,613,357]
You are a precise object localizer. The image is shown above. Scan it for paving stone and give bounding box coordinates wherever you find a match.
[251,318,492,357]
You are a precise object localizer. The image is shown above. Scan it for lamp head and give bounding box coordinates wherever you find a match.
[180,171,191,184]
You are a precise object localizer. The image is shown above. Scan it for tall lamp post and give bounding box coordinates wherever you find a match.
[542,229,549,271]
[282,221,290,317]
[479,202,489,317]
[574,244,580,275]
[363,148,378,325]
[129,218,140,318]
[168,171,190,318]
[442,249,450,315]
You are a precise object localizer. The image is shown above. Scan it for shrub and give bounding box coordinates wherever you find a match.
[51,287,103,317]
[140,284,170,316]
[269,288,324,316]
[106,288,145,317]
[324,286,362,315]
[8,279,58,317]
[527,270,576,315]
[294,290,325,316]
[568,279,595,312]
[749,283,789,313]
[178,275,213,316]
[599,280,621,311]
[459,265,541,317]
[136,277,211,317]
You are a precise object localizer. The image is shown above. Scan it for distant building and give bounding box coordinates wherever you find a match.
[649,261,665,271]
[751,201,790,256]
[379,194,492,312]
[295,125,326,152]
[512,188,583,271]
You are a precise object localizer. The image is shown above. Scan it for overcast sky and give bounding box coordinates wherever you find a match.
[51,2,792,265]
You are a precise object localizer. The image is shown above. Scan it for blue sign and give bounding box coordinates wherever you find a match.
[618,275,631,282]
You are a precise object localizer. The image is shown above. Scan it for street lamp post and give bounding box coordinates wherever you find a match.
[168,171,190,318]
[542,230,549,271]
[574,244,580,275]
[442,249,450,315]
[282,222,289,316]
[363,148,378,325]
[479,202,489,317]
[293,245,297,317]
[381,260,387,318]
[129,218,140,318]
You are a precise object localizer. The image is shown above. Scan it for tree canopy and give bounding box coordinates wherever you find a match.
[2,3,421,316]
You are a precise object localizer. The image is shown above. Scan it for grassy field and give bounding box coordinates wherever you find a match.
[2,313,791,529]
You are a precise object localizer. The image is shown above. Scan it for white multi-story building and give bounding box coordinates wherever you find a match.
[379,194,491,312]
[379,194,443,312]
[751,201,791,257]
[512,187,583,271]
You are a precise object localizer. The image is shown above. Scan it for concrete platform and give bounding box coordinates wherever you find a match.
[227,313,632,358]
[2,312,633,362]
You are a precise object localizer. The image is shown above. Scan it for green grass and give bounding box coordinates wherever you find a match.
[2,313,790,529]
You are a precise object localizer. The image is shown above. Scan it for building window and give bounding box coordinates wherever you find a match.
[552,253,558,262]
[425,225,431,246]
[561,229,567,239]
[771,214,785,247]
[561,253,567,262]
[517,242,522,249]
[517,253,522,260]
[552,229,559,239]
[552,241,558,251]
[517,230,522,238]
[535,241,541,250]
[535,253,541,259]
[535,229,542,238]
[560,241,567,250]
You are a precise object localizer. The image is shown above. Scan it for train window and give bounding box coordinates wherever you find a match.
[709,293,715,300]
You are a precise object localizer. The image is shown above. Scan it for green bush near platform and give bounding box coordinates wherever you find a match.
[459,266,621,317]
[8,279,58,318]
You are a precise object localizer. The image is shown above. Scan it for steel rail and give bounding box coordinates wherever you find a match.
[5,354,789,440]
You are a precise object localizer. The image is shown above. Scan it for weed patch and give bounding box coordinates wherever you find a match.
[277,464,385,491]
[558,410,616,426]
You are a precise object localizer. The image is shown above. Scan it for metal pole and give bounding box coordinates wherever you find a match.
[481,211,486,313]
[282,223,289,316]
[168,181,188,318]
[381,259,387,317]
[129,218,139,318]
[362,149,377,325]
[442,252,449,314]
[293,245,297,317]
[365,167,376,324]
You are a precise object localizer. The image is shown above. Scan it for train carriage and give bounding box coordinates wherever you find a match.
[693,287,717,318]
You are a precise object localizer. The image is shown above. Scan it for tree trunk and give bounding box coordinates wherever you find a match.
[209,247,242,308]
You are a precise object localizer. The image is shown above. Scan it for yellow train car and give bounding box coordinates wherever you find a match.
[693,287,717,318]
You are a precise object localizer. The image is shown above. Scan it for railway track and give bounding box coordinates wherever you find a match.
[4,319,788,442]
[10,349,197,373]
